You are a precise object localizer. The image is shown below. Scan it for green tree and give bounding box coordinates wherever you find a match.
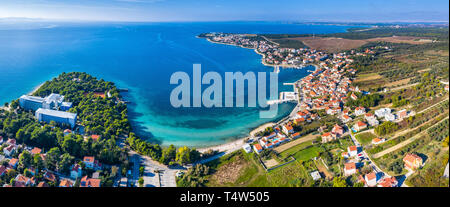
[333,177,348,187]
[175,146,191,165]
[19,150,32,168]
[138,177,144,187]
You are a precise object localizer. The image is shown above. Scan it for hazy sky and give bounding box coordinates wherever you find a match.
[0,0,448,22]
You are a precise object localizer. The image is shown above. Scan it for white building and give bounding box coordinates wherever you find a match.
[20,93,71,111]
[384,113,396,122]
[242,144,252,153]
[35,108,77,128]
[367,117,379,126]
[365,172,378,187]
[348,146,358,157]
[375,108,391,118]
[354,107,366,116]
[310,171,322,181]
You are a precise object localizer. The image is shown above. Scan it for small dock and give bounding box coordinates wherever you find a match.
[118,88,129,92]
[274,66,280,73]
[267,91,298,105]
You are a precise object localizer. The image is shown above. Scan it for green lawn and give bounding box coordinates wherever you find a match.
[355,132,377,145]
[279,140,313,159]
[245,161,314,187]
[292,146,324,161]
[205,149,315,187]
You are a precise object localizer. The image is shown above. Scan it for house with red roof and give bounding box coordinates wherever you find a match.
[291,132,301,139]
[348,146,358,157]
[282,124,294,135]
[30,147,42,155]
[331,124,344,136]
[15,174,35,187]
[354,106,365,116]
[3,145,15,157]
[321,132,334,143]
[353,121,367,132]
[365,172,378,187]
[59,179,73,187]
[91,134,100,141]
[372,138,386,145]
[83,156,102,170]
[344,162,357,176]
[397,109,408,120]
[37,182,49,187]
[253,143,263,154]
[377,176,398,187]
[341,114,352,123]
[80,176,101,187]
[9,158,18,169]
[403,153,423,171]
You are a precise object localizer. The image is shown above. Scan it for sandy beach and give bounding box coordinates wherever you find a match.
[196,37,319,154]
[197,122,275,153]
[28,82,45,95]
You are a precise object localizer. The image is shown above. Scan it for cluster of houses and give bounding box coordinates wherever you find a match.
[206,33,328,68]
[251,127,290,154]
[341,144,424,187]
[350,107,409,133]
[0,137,103,187]
[341,145,399,187]
[210,33,429,188]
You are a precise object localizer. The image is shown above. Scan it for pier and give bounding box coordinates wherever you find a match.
[274,65,280,73]
[267,91,298,105]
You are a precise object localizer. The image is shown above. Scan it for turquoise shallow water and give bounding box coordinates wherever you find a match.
[0,22,354,147]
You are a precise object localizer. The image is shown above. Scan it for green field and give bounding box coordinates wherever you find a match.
[291,146,324,161]
[279,141,313,159]
[204,149,315,187]
[355,132,378,145]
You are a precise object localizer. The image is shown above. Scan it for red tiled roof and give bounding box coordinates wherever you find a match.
[345,162,356,170]
[254,144,263,151]
[31,147,42,155]
[83,156,95,163]
[366,172,376,181]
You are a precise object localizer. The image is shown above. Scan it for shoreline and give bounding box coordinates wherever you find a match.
[195,36,319,152]
[205,36,318,70]
[197,122,275,153]
[28,82,45,95]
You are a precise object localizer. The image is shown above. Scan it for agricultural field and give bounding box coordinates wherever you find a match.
[355,132,378,146]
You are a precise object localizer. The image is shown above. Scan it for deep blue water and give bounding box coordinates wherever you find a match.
[0,21,354,147]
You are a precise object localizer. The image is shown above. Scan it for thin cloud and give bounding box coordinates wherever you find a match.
[115,0,165,3]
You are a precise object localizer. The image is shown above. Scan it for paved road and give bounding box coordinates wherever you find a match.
[128,151,181,187]
[346,124,384,174]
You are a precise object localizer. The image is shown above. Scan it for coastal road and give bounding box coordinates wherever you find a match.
[128,150,180,187]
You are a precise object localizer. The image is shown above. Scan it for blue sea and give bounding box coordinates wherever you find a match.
[0,21,355,147]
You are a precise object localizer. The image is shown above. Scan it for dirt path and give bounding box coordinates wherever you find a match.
[373,117,449,158]
[390,113,446,141]
[274,133,316,153]
[416,97,448,115]
[314,159,333,180]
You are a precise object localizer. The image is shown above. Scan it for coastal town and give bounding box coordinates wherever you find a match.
[0,26,448,188]
[189,30,449,187]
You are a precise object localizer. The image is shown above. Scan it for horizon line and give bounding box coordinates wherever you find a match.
[1,17,449,24]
